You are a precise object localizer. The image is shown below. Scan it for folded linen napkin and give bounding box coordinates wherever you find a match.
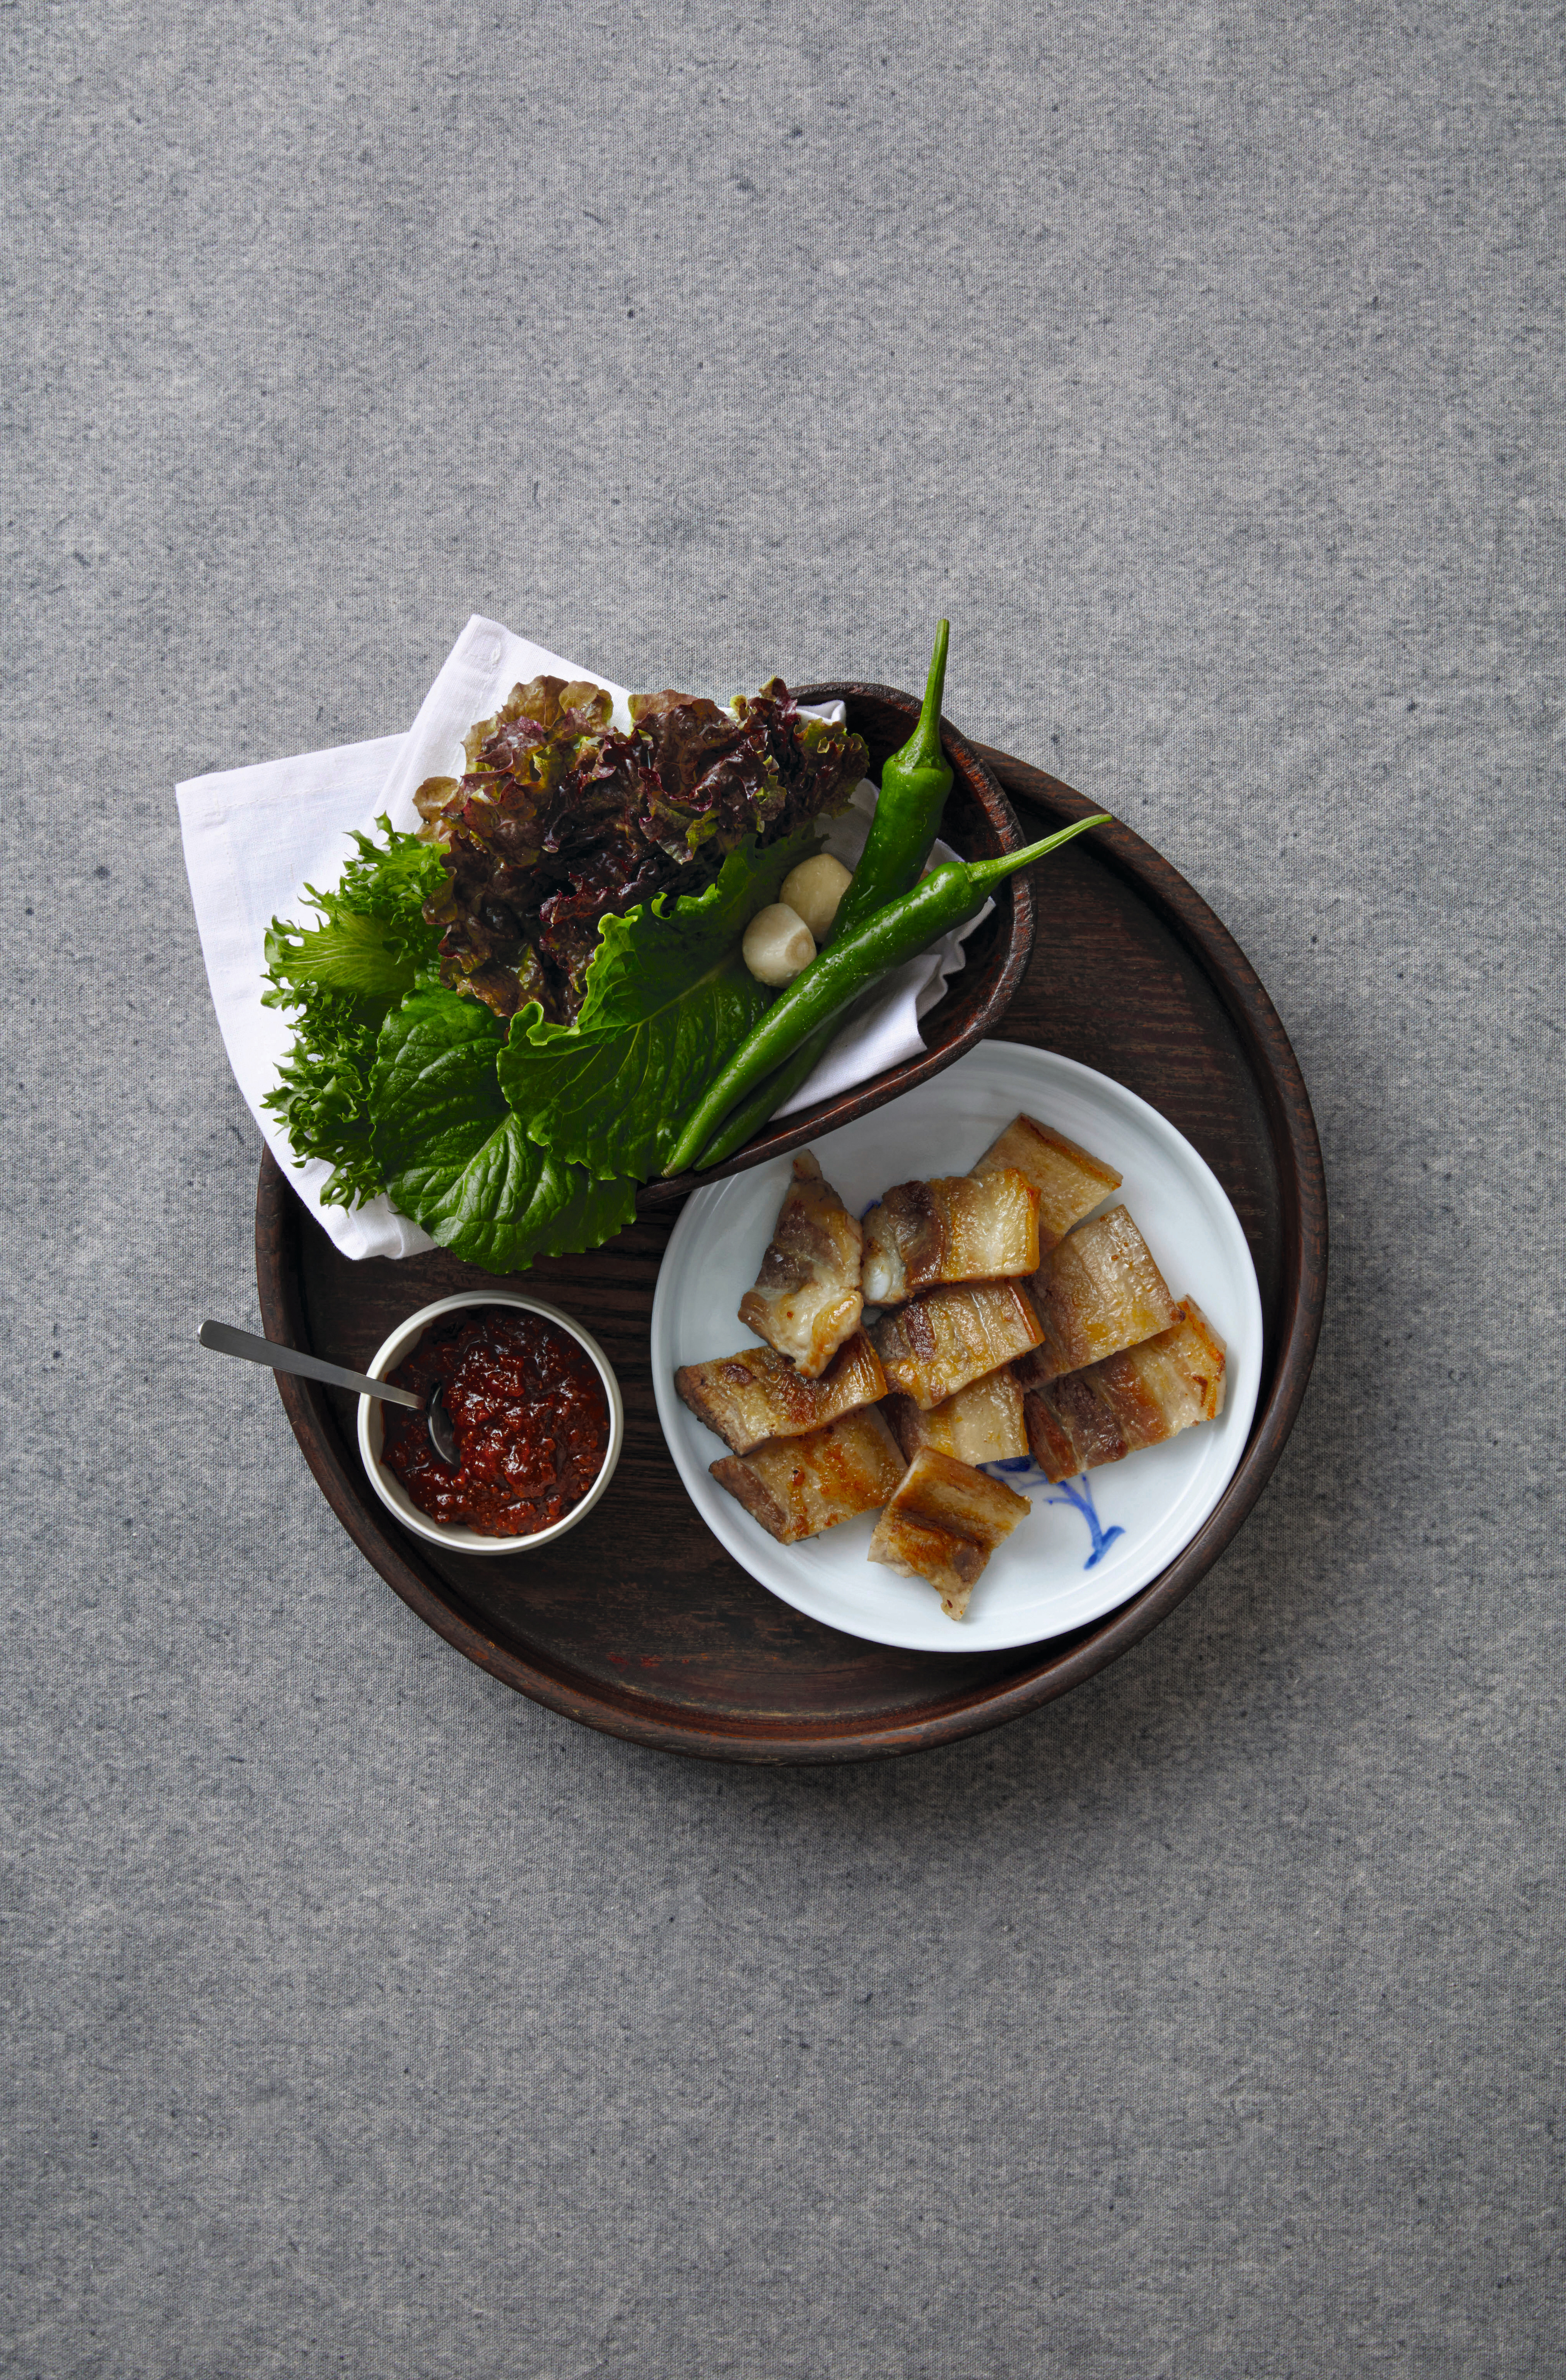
[177,615,988,1262]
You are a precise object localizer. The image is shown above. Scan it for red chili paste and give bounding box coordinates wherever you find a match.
[381,1306,610,1537]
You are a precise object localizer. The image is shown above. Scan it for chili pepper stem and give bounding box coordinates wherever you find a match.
[961,815,1112,889]
[908,618,949,769]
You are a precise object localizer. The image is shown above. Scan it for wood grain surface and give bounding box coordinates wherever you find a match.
[256,742,1327,1764]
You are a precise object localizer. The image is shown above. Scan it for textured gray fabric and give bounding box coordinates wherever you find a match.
[4,0,1562,2372]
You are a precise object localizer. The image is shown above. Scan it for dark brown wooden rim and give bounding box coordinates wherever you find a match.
[256,745,1327,1765]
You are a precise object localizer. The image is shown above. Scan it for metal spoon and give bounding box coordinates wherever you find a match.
[198,1320,459,1464]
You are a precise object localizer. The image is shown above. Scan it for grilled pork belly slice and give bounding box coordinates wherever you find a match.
[1021,1299,1227,1481]
[871,1280,1043,1411]
[860,1168,1040,1305]
[884,1364,1028,1467]
[675,1332,887,1456]
[868,1448,1031,1621]
[1018,1205,1178,1383]
[710,1405,906,1546]
[1021,1370,1125,1479]
[738,1151,863,1379]
[970,1113,1122,1252]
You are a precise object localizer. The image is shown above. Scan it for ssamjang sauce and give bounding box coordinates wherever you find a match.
[380,1306,610,1537]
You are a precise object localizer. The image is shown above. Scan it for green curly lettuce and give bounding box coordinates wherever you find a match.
[263,817,447,1000]
[261,819,447,1205]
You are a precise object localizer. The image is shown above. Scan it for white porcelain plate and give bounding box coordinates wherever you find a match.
[651,1043,1264,1653]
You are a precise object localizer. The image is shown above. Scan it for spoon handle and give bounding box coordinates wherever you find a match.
[198,1320,424,1410]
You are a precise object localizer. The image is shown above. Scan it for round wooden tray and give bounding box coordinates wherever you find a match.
[256,745,1327,1764]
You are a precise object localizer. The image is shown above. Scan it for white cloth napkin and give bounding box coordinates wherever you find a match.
[177,614,987,1260]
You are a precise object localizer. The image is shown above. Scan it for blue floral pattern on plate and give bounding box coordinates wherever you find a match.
[984,1458,1126,1570]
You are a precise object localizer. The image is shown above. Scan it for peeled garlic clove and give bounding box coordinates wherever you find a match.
[742,902,816,985]
[779,853,853,942]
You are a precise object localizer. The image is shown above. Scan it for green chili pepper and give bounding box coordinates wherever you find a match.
[831,620,953,947]
[663,812,1110,1177]
[689,1016,839,1172]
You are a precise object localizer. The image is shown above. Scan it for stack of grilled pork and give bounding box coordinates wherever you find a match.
[674,1116,1226,1621]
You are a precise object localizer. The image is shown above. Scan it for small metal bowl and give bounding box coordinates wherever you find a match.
[356,1292,624,1555]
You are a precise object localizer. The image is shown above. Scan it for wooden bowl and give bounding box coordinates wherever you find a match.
[255,740,1326,1765]
[639,682,1036,1207]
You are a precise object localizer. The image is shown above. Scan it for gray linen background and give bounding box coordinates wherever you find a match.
[4,1,1561,2373]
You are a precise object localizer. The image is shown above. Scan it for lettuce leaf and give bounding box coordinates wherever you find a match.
[263,908,422,1001]
[496,826,815,1181]
[370,988,636,1273]
[261,819,449,1205]
[419,674,864,1023]
[263,990,387,1208]
[263,819,447,1002]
